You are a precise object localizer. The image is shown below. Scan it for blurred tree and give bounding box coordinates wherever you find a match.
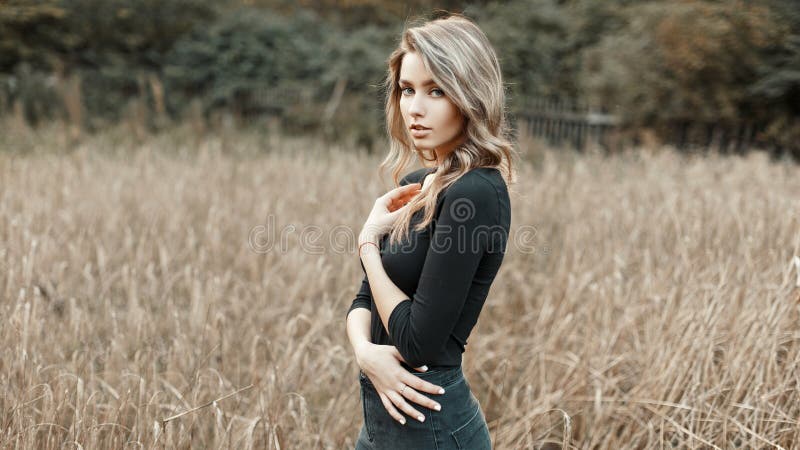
[0,1,67,72]
[0,0,216,127]
[465,0,574,110]
[580,0,791,152]
[0,0,797,157]
[561,0,644,102]
[0,0,216,69]
[163,7,331,126]
[748,0,800,156]
[318,24,401,149]
[231,0,494,27]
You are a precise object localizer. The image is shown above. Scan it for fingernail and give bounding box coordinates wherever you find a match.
[434,404,441,411]
[439,388,445,394]
[418,415,425,422]
[421,365,428,371]
[400,418,406,425]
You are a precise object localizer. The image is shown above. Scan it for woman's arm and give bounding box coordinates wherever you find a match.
[355,170,428,337]
[360,175,500,368]
[345,273,445,426]
[346,307,372,363]
[345,274,373,360]
[348,172,448,425]
[357,237,410,334]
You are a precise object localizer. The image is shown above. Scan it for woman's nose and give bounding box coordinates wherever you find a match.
[408,94,425,117]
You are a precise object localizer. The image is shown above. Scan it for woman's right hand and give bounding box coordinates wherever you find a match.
[355,342,445,425]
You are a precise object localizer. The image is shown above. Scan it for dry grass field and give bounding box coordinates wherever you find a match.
[1,122,799,449]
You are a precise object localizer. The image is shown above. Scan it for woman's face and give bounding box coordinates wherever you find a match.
[398,52,465,157]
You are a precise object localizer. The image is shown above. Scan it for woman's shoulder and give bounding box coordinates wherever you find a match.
[437,167,508,224]
[400,166,507,208]
[446,167,507,200]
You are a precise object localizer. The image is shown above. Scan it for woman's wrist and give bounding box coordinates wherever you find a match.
[358,228,381,260]
[353,340,373,367]
[358,241,380,261]
[358,225,381,246]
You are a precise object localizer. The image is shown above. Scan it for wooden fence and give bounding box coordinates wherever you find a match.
[515,95,771,153]
[515,96,620,151]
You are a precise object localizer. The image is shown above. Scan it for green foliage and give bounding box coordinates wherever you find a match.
[578,0,800,156]
[465,0,575,108]
[748,0,800,151]
[1,63,63,125]
[0,0,216,70]
[582,1,780,123]
[0,0,798,156]
[164,8,330,121]
[319,24,401,148]
[0,0,216,127]
[0,1,67,72]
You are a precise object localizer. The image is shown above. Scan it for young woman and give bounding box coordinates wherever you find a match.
[346,12,516,450]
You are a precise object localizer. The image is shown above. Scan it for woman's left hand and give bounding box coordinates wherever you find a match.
[355,342,444,425]
[360,183,422,242]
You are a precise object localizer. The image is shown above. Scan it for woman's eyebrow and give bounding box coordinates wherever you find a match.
[399,79,436,86]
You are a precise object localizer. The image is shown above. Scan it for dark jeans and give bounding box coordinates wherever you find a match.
[355,365,492,450]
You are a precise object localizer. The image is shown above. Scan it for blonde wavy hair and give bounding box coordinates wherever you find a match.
[380,12,518,247]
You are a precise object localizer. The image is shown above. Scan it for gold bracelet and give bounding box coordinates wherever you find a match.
[358,241,379,257]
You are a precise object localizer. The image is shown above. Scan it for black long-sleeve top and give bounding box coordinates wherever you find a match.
[346,166,510,369]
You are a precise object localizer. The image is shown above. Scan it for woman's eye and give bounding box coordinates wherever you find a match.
[401,87,444,97]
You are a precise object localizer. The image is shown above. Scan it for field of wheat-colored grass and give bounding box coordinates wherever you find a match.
[1,123,799,449]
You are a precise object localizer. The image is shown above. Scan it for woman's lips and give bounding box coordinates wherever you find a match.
[411,128,431,138]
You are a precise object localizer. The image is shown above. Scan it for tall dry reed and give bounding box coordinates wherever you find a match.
[1,122,798,448]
